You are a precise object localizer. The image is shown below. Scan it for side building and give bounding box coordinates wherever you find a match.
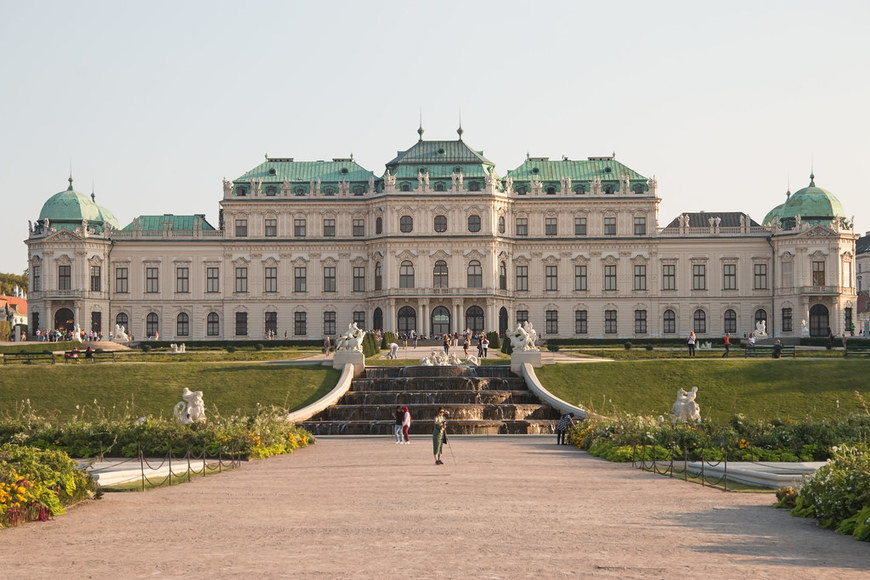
[26,133,859,341]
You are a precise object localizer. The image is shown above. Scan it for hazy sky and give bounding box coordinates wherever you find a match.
[2,0,868,276]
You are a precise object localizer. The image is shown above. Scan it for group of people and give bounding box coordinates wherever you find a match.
[393,406,450,465]
[34,328,102,342]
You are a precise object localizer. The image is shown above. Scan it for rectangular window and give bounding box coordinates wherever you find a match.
[662,264,675,290]
[723,264,736,290]
[545,265,558,291]
[352,219,365,237]
[634,217,646,236]
[294,219,306,237]
[235,219,247,237]
[634,309,647,334]
[235,267,247,293]
[235,312,247,336]
[545,217,557,236]
[692,264,706,290]
[91,311,102,334]
[845,307,853,331]
[90,266,101,292]
[545,310,558,334]
[781,261,793,288]
[264,266,277,293]
[116,267,128,293]
[753,264,768,290]
[574,265,587,291]
[353,267,365,292]
[634,265,646,291]
[604,264,617,291]
[516,310,528,326]
[782,307,793,332]
[206,267,219,293]
[265,311,277,336]
[812,261,825,286]
[604,310,617,334]
[295,267,307,292]
[32,312,39,334]
[574,217,587,236]
[516,265,528,291]
[294,311,307,336]
[32,265,41,292]
[264,218,277,237]
[323,267,336,292]
[575,310,587,334]
[323,311,336,336]
[516,218,528,236]
[323,218,336,237]
[176,267,189,293]
[604,217,616,236]
[353,311,366,328]
[146,267,159,293]
[58,265,71,290]
[843,260,853,287]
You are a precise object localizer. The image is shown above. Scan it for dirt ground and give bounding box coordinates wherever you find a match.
[2,436,868,579]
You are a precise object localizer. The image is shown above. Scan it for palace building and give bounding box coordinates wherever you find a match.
[26,130,859,341]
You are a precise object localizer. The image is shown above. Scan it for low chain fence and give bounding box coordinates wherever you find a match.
[632,444,730,491]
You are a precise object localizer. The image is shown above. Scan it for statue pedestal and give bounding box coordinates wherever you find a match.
[333,350,365,375]
[511,350,542,373]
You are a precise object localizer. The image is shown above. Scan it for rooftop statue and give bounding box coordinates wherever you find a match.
[223,178,233,196]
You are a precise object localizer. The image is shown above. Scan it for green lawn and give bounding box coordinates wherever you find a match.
[0,362,340,420]
[536,359,870,423]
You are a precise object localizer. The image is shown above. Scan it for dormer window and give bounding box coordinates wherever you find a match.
[434,182,445,192]
[265,186,277,196]
[236,187,247,196]
[546,186,556,195]
[604,184,615,194]
[400,182,411,192]
[574,185,586,194]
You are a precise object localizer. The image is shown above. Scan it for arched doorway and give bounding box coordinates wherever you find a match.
[499,307,508,335]
[465,306,484,333]
[809,304,829,337]
[397,306,416,335]
[431,306,451,336]
[373,307,383,331]
[54,308,74,331]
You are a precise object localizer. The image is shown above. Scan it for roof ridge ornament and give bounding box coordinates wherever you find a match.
[418,111,424,141]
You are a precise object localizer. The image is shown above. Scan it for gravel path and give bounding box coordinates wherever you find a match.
[3,436,868,578]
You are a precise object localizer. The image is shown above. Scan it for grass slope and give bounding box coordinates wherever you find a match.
[0,362,340,420]
[536,359,870,423]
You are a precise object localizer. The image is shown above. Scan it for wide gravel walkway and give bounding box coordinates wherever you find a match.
[3,436,868,578]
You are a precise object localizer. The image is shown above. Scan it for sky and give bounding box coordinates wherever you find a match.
[1,0,868,276]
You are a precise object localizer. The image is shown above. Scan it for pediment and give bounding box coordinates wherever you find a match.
[804,225,836,238]
[44,229,82,242]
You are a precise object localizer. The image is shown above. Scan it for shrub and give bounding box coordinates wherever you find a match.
[775,486,799,509]
[645,345,654,351]
[547,343,560,352]
[225,346,236,353]
[254,343,264,351]
[486,331,501,350]
[624,342,632,350]
[140,344,152,353]
[362,332,380,357]
[501,335,513,355]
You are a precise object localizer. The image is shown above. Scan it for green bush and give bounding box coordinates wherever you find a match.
[0,341,81,354]
[501,335,513,355]
[254,343,264,351]
[547,343,560,352]
[225,346,236,353]
[486,331,501,350]
[141,344,152,353]
[624,342,632,350]
[645,345,654,351]
[362,332,381,357]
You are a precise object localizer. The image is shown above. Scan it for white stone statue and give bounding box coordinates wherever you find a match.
[113,324,129,343]
[170,343,186,354]
[755,320,767,338]
[420,352,436,366]
[368,175,375,193]
[335,322,366,352]
[464,355,479,366]
[505,176,513,194]
[174,387,205,424]
[801,319,810,337]
[456,171,463,189]
[670,386,701,426]
[384,170,396,189]
[522,320,538,347]
[509,322,539,352]
[222,178,233,196]
[280,180,291,196]
[418,170,424,188]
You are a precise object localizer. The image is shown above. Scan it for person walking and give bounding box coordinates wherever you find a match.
[722,332,730,358]
[482,336,489,357]
[442,334,450,355]
[463,336,469,358]
[393,406,404,444]
[433,408,447,464]
[687,331,696,357]
[556,412,576,445]
[402,406,412,444]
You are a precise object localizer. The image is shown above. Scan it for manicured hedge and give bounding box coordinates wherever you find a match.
[546,337,742,347]
[800,337,870,347]
[0,341,82,354]
[138,339,320,350]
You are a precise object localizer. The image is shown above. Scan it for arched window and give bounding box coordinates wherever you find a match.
[373,307,383,331]
[400,215,413,233]
[399,261,415,288]
[604,184,615,194]
[467,260,482,288]
[467,215,481,232]
[633,183,645,194]
[434,215,447,232]
[498,216,505,234]
[499,261,507,290]
[295,187,306,196]
[516,186,527,195]
[374,262,382,291]
[116,312,128,330]
[400,182,411,192]
[434,181,445,192]
[663,309,676,334]
[375,217,383,234]
[431,306,450,335]
[207,312,220,336]
[724,309,737,334]
[465,306,484,333]
[397,306,416,334]
[146,312,159,338]
[546,186,556,195]
[574,184,586,194]
[693,309,706,334]
[433,261,448,288]
[177,312,189,337]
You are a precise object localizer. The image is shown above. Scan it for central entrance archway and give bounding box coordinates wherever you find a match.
[431,306,450,336]
[54,308,74,331]
[809,304,829,337]
[397,306,416,335]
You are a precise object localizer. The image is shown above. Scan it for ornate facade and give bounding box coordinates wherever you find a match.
[26,132,859,341]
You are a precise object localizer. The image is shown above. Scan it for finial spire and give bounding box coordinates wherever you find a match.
[417,110,424,141]
[810,156,815,186]
[457,109,463,140]
[68,162,74,190]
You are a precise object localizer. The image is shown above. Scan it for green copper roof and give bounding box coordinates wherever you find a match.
[505,158,647,192]
[234,159,376,185]
[38,178,103,230]
[96,204,122,231]
[122,214,216,231]
[763,201,786,226]
[778,175,845,224]
[385,139,496,181]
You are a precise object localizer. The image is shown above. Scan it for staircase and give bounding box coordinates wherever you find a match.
[300,365,562,435]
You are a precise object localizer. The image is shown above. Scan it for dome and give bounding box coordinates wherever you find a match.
[38,177,102,228]
[96,204,122,230]
[777,174,845,226]
[763,200,786,226]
